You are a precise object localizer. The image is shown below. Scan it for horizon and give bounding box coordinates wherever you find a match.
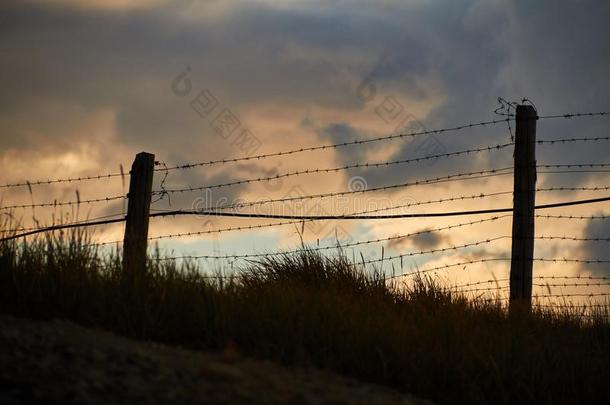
[1,0,610,306]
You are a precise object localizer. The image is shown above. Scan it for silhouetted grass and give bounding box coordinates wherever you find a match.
[1,224,609,404]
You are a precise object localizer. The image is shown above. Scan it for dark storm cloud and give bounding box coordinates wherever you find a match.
[579,217,610,277]
[1,0,609,196]
[323,0,610,188]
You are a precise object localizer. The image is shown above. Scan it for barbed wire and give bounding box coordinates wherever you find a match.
[155,167,514,197]
[360,236,510,265]
[533,292,610,298]
[533,258,610,264]
[535,235,610,242]
[150,186,599,220]
[534,303,610,309]
[147,219,310,242]
[150,190,511,223]
[156,118,512,171]
[536,214,610,220]
[154,215,512,261]
[448,278,510,289]
[537,136,610,145]
[152,195,610,221]
[537,163,610,170]
[538,112,610,119]
[0,217,126,241]
[449,285,508,294]
[5,194,609,243]
[3,172,605,217]
[0,195,126,211]
[354,191,513,215]
[0,212,127,234]
[450,276,610,290]
[382,258,512,280]
[533,282,610,288]
[535,275,610,281]
[536,186,610,192]
[348,186,609,218]
[151,144,514,195]
[539,170,610,174]
[0,171,124,190]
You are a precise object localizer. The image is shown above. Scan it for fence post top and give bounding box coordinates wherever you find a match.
[516,105,537,118]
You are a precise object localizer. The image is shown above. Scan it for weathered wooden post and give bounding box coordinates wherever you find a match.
[509,105,537,313]
[123,152,155,275]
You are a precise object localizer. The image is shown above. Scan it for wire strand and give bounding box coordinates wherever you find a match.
[0,195,126,211]
[154,215,512,261]
[537,136,610,144]
[151,143,514,195]
[157,118,512,171]
[0,172,124,189]
[538,112,610,119]
[177,167,513,207]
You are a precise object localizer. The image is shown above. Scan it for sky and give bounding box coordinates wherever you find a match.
[1,0,610,304]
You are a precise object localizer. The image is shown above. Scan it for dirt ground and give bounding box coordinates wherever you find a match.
[0,315,431,404]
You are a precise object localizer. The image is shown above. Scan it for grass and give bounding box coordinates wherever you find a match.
[1,224,610,404]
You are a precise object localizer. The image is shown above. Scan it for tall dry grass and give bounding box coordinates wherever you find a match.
[1,222,609,404]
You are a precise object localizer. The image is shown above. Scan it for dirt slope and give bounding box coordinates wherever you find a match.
[0,315,431,404]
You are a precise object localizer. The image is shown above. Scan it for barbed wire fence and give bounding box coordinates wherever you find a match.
[1,104,610,317]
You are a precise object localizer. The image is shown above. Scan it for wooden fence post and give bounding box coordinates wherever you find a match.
[123,152,155,275]
[509,105,537,313]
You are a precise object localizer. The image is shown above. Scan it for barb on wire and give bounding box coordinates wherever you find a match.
[155,215,512,261]
[348,191,513,216]
[153,195,610,221]
[534,292,610,298]
[448,278,510,290]
[147,219,310,242]
[537,163,610,174]
[383,258,512,280]
[151,143,514,195]
[536,186,610,192]
[538,112,610,120]
[4,194,610,242]
[535,275,610,281]
[537,136,610,145]
[448,285,508,294]
[158,118,512,171]
[535,303,610,308]
[533,257,610,264]
[0,195,127,211]
[0,212,127,234]
[539,170,610,174]
[169,167,514,208]
[536,214,610,220]
[538,163,610,169]
[0,171,124,189]
[535,235,610,242]
[335,185,606,220]
[151,189,514,219]
[533,282,610,288]
[361,236,510,266]
[0,217,126,241]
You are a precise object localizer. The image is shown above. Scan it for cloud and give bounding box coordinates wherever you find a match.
[22,0,167,12]
[386,228,449,251]
[1,0,609,259]
[579,216,610,276]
